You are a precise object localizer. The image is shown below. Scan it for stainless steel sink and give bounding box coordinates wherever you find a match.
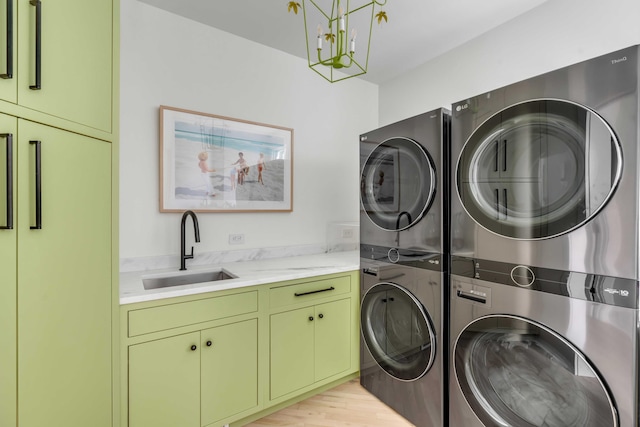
[142,269,237,290]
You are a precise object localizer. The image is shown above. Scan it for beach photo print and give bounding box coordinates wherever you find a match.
[160,106,293,212]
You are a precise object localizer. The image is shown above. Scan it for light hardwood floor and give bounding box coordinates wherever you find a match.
[245,379,415,427]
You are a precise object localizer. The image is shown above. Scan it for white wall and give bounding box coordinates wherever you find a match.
[120,0,378,259]
[379,0,640,125]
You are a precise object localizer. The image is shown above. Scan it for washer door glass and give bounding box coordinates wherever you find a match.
[454,315,617,427]
[361,137,437,231]
[457,99,622,239]
[361,283,436,381]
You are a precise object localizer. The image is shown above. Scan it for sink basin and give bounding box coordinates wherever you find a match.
[142,269,237,290]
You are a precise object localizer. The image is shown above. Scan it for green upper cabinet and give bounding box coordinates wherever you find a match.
[0,2,17,103]
[0,114,17,427]
[13,0,113,132]
[16,119,112,427]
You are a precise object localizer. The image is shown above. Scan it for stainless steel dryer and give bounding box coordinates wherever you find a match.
[361,253,444,427]
[451,45,639,279]
[360,109,449,254]
[360,109,449,427]
[449,261,638,427]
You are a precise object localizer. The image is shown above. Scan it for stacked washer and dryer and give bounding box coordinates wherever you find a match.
[449,45,640,427]
[359,109,449,427]
[359,45,640,427]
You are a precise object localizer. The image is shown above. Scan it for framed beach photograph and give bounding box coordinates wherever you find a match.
[159,106,294,212]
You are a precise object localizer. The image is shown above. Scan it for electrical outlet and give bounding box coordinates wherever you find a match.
[341,228,354,239]
[229,233,245,245]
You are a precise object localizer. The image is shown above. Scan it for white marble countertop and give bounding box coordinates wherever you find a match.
[120,250,360,305]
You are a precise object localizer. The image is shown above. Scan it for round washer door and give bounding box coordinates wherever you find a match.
[454,315,618,427]
[457,99,622,239]
[361,282,436,381]
[361,137,437,231]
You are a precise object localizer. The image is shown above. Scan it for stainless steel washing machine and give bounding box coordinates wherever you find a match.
[360,109,449,254]
[361,253,444,427]
[450,45,639,280]
[449,260,638,427]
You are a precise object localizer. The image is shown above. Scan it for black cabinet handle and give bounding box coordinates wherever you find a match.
[30,140,41,229]
[318,313,324,319]
[190,344,197,351]
[494,141,498,172]
[308,316,314,321]
[0,0,13,79]
[29,0,41,90]
[295,286,335,297]
[494,188,499,220]
[206,340,212,347]
[0,133,12,229]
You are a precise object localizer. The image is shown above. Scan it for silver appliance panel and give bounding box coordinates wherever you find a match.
[449,273,638,427]
[451,45,640,280]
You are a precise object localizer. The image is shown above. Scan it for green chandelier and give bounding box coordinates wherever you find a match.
[288,0,389,83]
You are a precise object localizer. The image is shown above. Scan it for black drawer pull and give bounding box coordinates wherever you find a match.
[457,290,486,304]
[294,286,335,297]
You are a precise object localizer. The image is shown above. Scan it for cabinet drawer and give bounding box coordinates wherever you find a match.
[270,276,351,309]
[128,291,258,337]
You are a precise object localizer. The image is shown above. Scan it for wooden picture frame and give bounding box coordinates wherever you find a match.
[159,106,293,212]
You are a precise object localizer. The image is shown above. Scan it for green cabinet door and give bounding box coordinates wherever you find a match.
[16,120,112,427]
[129,332,201,427]
[270,307,315,399]
[201,319,258,425]
[314,299,351,381]
[0,114,16,427]
[17,0,112,132]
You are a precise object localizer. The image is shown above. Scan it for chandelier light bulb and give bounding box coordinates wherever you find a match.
[350,28,357,53]
[338,6,345,32]
[317,24,323,50]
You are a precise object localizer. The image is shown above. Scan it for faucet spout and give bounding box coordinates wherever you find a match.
[180,210,200,271]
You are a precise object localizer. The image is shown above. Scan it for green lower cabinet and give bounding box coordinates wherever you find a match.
[270,298,351,400]
[128,319,258,427]
[314,299,351,381]
[129,332,201,427]
[201,319,258,425]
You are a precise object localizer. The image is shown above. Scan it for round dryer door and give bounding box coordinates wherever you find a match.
[457,99,622,239]
[454,315,617,427]
[361,282,436,381]
[361,137,437,231]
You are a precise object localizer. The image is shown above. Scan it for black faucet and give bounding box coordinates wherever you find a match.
[395,211,412,245]
[180,210,200,271]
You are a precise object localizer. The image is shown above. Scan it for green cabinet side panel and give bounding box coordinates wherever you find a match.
[270,307,315,399]
[201,319,258,425]
[129,332,201,427]
[0,114,17,427]
[314,299,351,381]
[17,0,112,132]
[17,120,112,427]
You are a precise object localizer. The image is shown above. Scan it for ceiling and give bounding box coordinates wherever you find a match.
[137,0,549,84]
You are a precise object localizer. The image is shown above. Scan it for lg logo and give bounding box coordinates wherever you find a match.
[455,103,469,112]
